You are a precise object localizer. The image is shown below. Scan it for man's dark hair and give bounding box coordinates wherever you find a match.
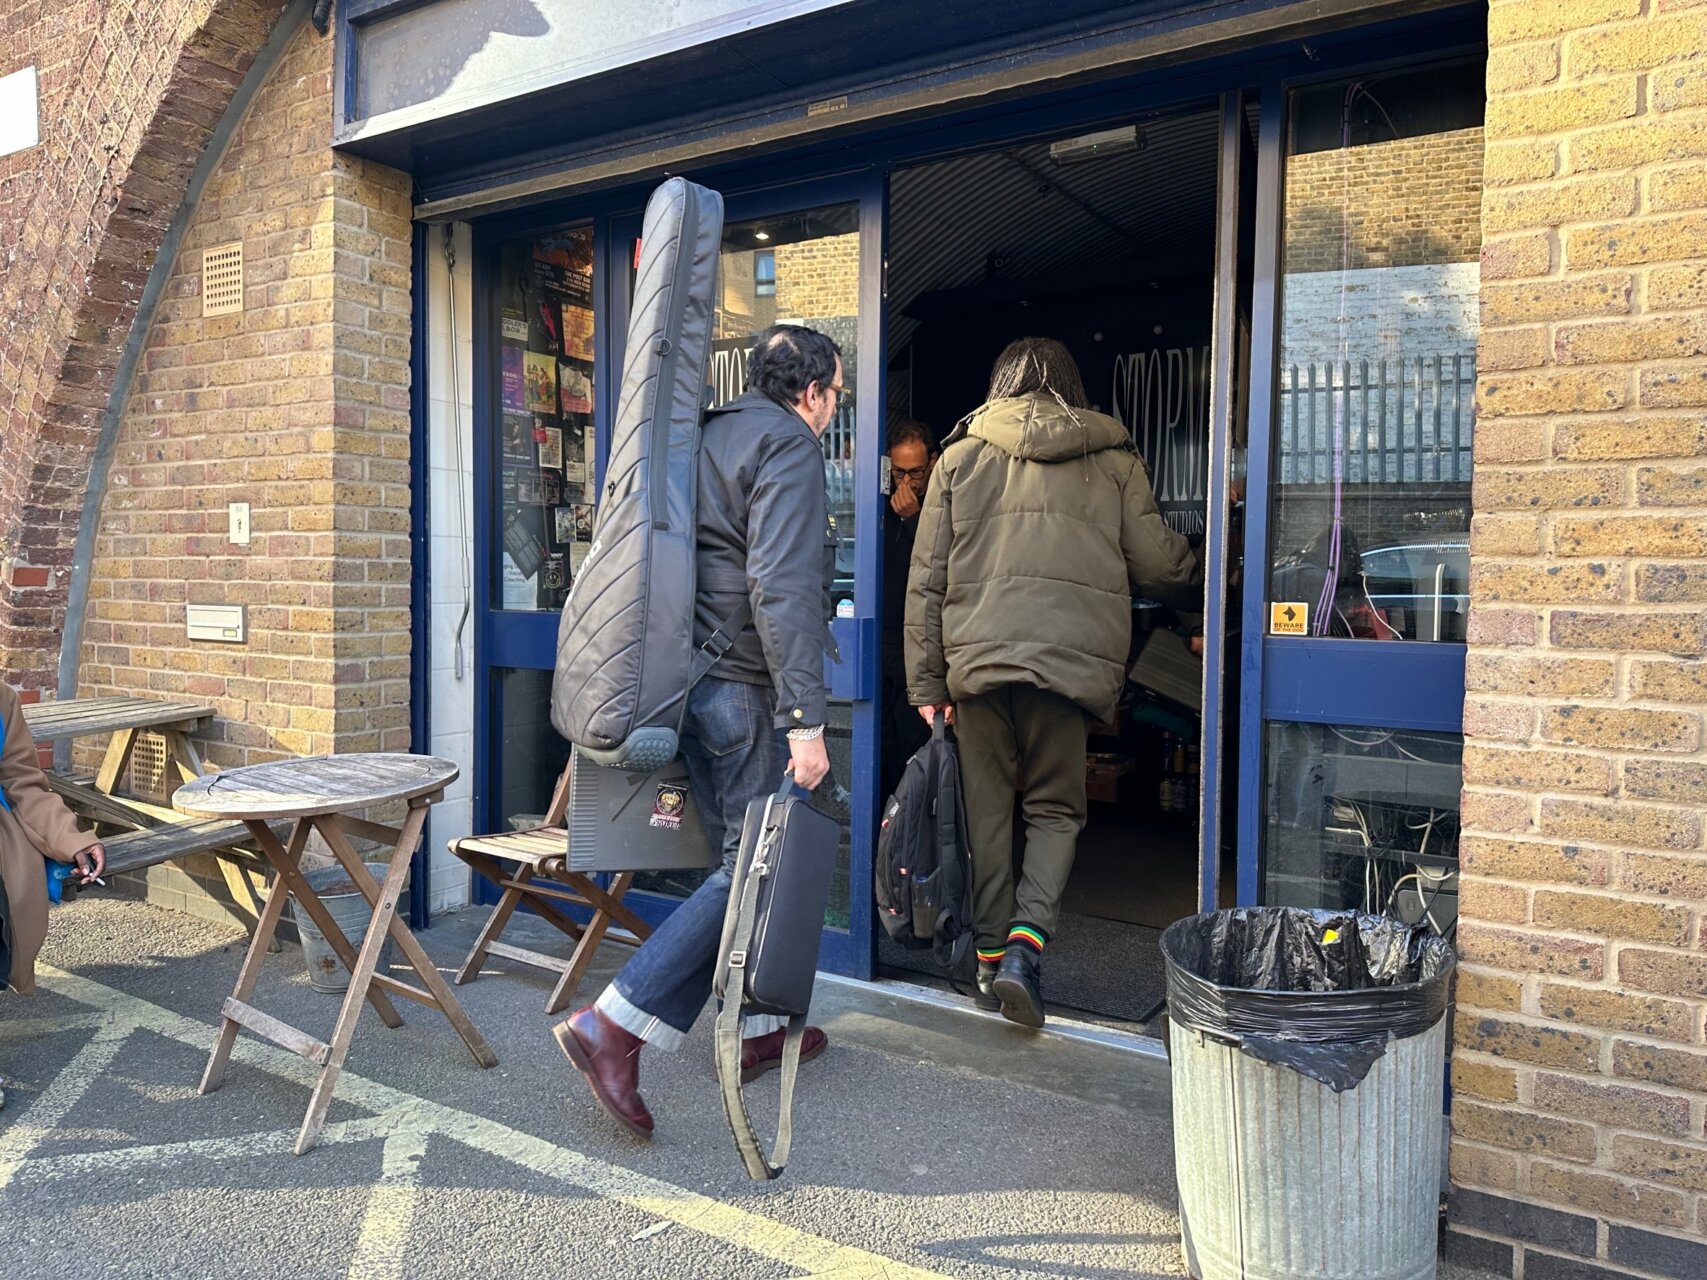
[987,336,1089,409]
[747,324,842,407]
[886,419,937,455]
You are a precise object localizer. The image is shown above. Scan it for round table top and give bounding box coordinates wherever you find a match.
[173,753,459,820]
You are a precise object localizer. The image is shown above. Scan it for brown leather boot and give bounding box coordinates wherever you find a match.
[553,1007,654,1139]
[739,1026,828,1083]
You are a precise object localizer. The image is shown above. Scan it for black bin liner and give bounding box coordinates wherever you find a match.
[1161,907,1456,1092]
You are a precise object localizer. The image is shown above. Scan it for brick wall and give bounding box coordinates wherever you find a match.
[1285,126,1485,272]
[1449,3,1707,1278]
[80,17,413,769]
[774,233,860,320]
[0,0,288,693]
[71,19,414,920]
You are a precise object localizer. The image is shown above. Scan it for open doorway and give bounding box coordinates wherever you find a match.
[878,103,1248,1031]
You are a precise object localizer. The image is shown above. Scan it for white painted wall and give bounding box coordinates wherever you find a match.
[424,223,476,914]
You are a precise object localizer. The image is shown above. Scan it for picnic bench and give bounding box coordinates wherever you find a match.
[21,696,283,916]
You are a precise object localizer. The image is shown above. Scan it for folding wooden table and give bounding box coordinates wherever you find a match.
[174,752,498,1154]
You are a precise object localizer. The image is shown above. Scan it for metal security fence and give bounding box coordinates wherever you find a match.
[1278,355,1475,486]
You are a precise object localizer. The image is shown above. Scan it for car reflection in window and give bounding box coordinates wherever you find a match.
[1360,540,1469,643]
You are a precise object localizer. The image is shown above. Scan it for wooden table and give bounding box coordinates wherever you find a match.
[174,753,498,1154]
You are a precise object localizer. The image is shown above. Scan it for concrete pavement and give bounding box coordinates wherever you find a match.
[1,897,1494,1280]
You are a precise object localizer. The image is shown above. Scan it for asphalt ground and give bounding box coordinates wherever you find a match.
[1,896,1497,1280]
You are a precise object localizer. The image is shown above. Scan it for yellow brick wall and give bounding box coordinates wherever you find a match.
[774,234,860,319]
[1450,2,1707,1276]
[1285,127,1485,272]
[78,20,414,769]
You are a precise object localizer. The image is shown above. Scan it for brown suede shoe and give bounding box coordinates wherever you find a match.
[740,1026,828,1083]
[553,1007,654,1139]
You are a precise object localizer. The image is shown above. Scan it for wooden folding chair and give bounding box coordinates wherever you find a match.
[451,761,654,1014]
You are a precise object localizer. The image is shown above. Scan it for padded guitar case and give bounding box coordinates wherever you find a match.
[551,177,726,770]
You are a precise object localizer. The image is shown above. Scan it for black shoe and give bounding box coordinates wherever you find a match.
[992,944,1045,1029]
[974,960,1001,1011]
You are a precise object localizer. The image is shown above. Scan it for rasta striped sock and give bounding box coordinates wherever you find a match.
[1007,924,1046,953]
[975,947,1005,966]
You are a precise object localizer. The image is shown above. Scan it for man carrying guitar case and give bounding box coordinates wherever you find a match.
[552,180,849,1160]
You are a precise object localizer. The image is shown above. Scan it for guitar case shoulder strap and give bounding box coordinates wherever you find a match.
[713,788,806,1182]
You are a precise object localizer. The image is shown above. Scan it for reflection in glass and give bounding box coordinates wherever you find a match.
[493,227,596,612]
[494,668,570,832]
[1264,721,1461,938]
[634,203,861,929]
[1270,65,1482,643]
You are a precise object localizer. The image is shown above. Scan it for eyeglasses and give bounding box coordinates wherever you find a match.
[892,465,931,483]
[824,382,852,405]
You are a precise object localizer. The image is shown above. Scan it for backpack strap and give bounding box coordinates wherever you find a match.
[713,788,800,1181]
[688,597,753,690]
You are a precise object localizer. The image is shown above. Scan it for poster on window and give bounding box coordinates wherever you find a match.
[537,425,563,470]
[501,553,536,610]
[524,352,557,412]
[562,306,595,362]
[559,361,593,414]
[501,347,527,414]
[532,298,562,356]
[501,309,528,343]
[532,236,593,308]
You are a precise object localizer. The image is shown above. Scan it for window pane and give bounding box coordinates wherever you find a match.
[1269,65,1482,643]
[493,227,596,612]
[493,667,569,831]
[1264,721,1461,938]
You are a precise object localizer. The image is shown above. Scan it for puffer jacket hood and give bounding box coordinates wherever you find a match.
[905,392,1203,722]
[960,394,1134,462]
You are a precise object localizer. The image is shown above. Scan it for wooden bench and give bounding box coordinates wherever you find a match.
[451,762,654,1014]
[101,817,291,878]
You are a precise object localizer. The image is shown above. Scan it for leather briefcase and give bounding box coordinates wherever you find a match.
[713,771,839,1179]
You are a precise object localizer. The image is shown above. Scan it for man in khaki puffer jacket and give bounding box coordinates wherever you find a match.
[904,337,1201,1027]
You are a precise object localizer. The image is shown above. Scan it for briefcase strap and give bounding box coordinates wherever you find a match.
[714,794,803,1181]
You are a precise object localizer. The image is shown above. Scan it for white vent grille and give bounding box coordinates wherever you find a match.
[202,242,243,316]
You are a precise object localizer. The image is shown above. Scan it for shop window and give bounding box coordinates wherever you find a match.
[1264,722,1461,938]
[493,226,596,613]
[1268,64,1482,643]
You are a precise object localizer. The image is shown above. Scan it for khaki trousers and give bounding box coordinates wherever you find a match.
[955,684,1089,951]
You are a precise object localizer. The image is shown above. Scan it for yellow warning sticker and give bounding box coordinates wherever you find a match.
[1270,602,1308,635]
[1322,928,1340,945]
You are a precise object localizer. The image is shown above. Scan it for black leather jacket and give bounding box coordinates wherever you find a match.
[694,391,832,729]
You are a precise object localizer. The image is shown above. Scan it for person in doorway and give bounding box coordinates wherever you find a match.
[905,337,1201,1028]
[555,325,841,1139]
[880,419,938,798]
[1,681,107,1109]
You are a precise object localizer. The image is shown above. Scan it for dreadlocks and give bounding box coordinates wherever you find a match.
[986,337,1089,410]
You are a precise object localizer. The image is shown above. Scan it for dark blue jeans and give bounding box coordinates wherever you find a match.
[595,677,789,1049]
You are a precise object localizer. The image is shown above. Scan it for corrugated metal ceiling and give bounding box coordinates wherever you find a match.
[888,107,1222,355]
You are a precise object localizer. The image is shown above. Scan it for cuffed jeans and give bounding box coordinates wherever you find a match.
[596,677,788,1050]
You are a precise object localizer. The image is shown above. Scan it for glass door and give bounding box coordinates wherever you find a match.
[1239,61,1484,938]
[610,173,887,979]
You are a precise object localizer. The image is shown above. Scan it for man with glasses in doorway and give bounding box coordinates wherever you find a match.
[881,419,939,798]
[554,324,846,1140]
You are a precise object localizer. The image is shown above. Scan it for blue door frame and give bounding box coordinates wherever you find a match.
[443,9,1485,972]
[466,173,886,980]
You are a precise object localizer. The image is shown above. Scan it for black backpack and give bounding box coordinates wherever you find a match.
[874,714,974,969]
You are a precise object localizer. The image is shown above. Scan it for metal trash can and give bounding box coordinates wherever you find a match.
[1160,908,1456,1280]
[291,864,399,994]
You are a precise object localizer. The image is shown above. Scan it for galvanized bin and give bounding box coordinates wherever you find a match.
[1161,909,1455,1280]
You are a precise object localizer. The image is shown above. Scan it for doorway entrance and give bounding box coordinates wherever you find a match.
[877,102,1249,1027]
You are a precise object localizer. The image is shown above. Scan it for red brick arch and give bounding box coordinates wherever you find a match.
[0,0,291,689]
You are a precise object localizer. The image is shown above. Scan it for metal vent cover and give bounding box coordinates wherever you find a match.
[202,242,243,316]
[127,731,171,804]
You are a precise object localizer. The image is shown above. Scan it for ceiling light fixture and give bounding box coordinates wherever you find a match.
[754,230,771,241]
[1048,125,1144,165]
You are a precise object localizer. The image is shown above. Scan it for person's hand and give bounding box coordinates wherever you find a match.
[73,842,106,884]
[788,735,831,791]
[917,703,954,727]
[1189,635,1205,657]
[890,484,922,520]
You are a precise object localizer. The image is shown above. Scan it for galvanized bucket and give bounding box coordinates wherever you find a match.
[290,863,398,994]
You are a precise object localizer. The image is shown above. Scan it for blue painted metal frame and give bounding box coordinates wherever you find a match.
[1234,53,1478,907]
[406,221,432,929]
[1236,84,1286,909]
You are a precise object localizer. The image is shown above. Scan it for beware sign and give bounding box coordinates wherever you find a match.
[1270,602,1308,636]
